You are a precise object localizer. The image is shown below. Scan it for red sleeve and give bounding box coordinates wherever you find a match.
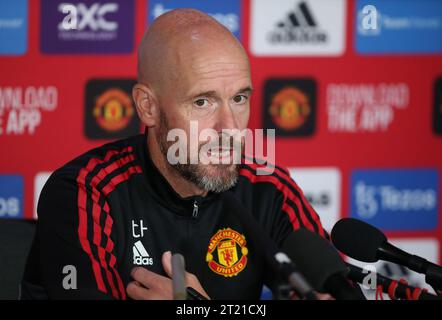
[24,168,126,299]
[270,166,329,247]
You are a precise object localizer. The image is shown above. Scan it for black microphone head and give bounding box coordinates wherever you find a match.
[281,228,347,292]
[331,218,387,263]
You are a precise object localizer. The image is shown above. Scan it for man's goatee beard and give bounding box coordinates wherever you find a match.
[157,113,240,193]
[172,162,239,193]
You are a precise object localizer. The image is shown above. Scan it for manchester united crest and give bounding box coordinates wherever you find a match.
[206,228,248,277]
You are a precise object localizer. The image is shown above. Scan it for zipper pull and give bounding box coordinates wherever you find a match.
[192,200,199,219]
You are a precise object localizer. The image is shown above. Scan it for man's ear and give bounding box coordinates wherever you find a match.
[132,83,158,127]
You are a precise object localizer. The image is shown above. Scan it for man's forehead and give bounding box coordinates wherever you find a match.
[138,8,250,96]
[170,45,251,93]
[190,59,250,78]
[180,42,250,75]
[138,10,229,81]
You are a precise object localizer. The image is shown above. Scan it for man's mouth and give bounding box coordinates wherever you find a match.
[208,147,232,159]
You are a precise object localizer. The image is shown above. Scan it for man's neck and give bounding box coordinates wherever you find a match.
[147,135,208,198]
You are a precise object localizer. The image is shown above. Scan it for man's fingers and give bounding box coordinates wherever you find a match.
[127,281,149,299]
[162,251,173,278]
[317,293,334,300]
[131,267,164,290]
[185,272,196,285]
[126,282,167,300]
[185,272,210,299]
[131,252,209,300]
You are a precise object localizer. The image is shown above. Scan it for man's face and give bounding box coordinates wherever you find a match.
[155,43,252,193]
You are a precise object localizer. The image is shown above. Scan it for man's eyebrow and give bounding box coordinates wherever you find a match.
[190,90,218,99]
[188,86,254,100]
[236,86,254,95]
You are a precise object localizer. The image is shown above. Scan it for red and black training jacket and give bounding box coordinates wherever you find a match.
[21,132,326,299]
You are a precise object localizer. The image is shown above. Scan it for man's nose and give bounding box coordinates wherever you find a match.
[214,103,238,131]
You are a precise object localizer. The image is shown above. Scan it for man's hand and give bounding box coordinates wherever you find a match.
[126,251,210,300]
[290,291,335,300]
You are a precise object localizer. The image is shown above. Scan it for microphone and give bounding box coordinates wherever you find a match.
[282,228,366,300]
[346,263,441,300]
[331,218,442,291]
[220,191,317,300]
[171,253,187,300]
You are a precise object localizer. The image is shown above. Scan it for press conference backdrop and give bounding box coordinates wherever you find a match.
[0,0,441,299]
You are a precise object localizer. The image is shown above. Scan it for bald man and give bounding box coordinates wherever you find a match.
[21,9,326,300]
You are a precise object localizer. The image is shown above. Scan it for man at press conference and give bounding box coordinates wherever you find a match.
[20,9,331,300]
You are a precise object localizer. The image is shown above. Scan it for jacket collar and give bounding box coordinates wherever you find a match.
[137,131,220,216]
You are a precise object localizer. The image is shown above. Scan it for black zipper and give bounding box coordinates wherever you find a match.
[192,200,199,219]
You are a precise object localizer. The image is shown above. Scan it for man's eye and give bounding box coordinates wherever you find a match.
[233,95,247,104]
[194,99,210,108]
